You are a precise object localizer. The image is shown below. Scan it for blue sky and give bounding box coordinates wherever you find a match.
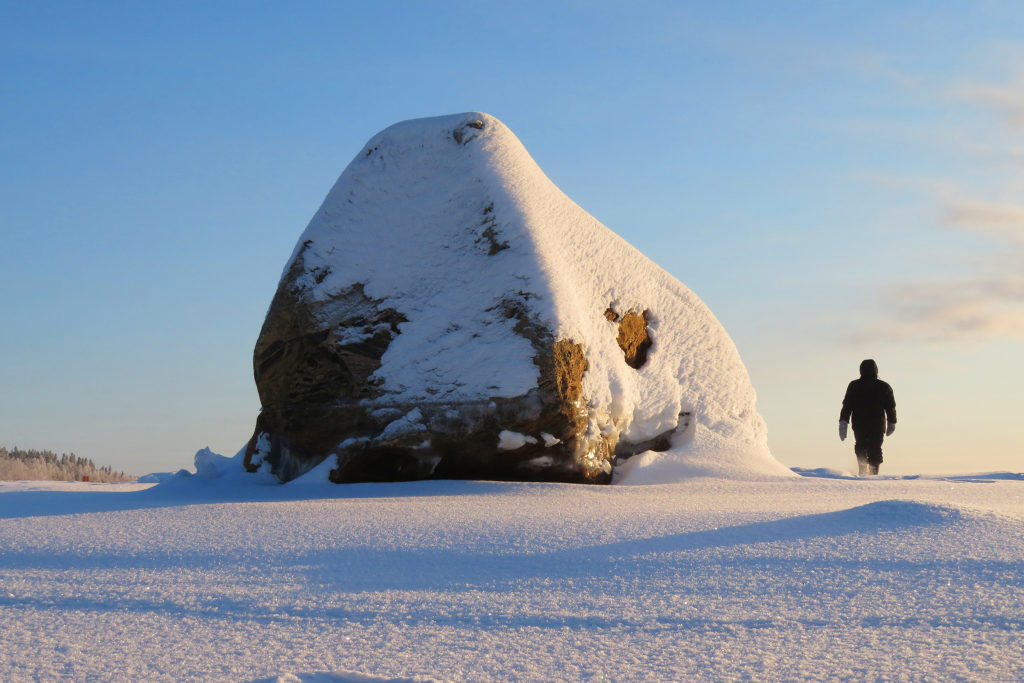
[2,1,1021,475]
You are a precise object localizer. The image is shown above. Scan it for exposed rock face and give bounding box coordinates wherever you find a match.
[605,307,652,369]
[248,241,407,482]
[248,292,606,482]
[245,112,776,485]
[247,229,611,484]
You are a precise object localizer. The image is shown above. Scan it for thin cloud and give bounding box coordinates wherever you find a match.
[952,79,1024,127]
[856,276,1024,345]
[844,65,1024,346]
[955,142,1024,166]
[942,198,1024,244]
[856,192,1024,345]
[853,172,957,195]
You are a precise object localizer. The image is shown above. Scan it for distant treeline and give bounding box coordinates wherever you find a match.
[0,447,134,482]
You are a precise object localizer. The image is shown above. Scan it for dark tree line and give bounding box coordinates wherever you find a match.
[0,446,134,482]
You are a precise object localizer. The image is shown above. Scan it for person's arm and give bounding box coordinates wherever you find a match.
[839,382,855,423]
[885,385,897,435]
[839,382,854,440]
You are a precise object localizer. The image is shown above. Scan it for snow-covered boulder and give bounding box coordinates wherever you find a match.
[245,112,780,484]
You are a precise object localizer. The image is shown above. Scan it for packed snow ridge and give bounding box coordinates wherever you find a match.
[245,112,789,484]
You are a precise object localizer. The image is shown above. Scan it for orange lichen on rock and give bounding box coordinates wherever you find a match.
[606,307,652,369]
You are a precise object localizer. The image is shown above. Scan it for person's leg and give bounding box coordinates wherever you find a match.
[854,444,869,476]
[867,443,883,475]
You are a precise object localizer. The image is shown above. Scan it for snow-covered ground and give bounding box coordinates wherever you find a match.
[1,452,1022,682]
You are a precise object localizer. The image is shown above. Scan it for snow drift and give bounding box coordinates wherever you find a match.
[245,112,785,484]
[3,476,1022,681]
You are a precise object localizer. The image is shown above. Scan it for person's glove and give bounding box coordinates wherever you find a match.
[886,422,896,437]
[839,421,848,441]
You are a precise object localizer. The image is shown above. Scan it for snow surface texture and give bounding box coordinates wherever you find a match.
[280,111,782,475]
[0,451,1022,682]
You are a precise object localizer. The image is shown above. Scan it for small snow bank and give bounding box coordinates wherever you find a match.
[837,499,966,527]
[282,453,339,488]
[792,468,1024,482]
[615,446,796,484]
[139,447,343,499]
[791,467,859,480]
[260,671,435,683]
[699,499,972,547]
[942,472,1024,482]
[141,447,278,491]
[137,470,192,484]
[151,443,802,492]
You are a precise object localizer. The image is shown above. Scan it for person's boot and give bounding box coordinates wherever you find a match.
[857,456,868,476]
[869,463,879,476]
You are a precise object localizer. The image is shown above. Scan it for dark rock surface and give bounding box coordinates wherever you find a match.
[246,244,614,484]
[246,241,407,482]
[246,283,612,483]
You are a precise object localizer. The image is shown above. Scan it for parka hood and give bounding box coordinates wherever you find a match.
[859,359,879,379]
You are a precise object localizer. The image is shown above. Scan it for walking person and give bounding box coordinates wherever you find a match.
[839,359,897,475]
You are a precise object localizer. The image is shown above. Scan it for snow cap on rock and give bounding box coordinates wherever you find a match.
[245,112,786,483]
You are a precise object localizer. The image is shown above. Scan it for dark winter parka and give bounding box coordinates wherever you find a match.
[839,359,897,444]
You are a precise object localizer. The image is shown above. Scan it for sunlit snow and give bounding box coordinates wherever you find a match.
[284,112,782,471]
[0,447,1021,681]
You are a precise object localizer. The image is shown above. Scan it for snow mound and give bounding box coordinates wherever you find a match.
[193,446,277,484]
[138,447,281,498]
[791,467,860,479]
[811,499,962,532]
[841,499,966,526]
[615,445,795,483]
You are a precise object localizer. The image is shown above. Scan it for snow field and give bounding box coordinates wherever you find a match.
[0,470,1022,681]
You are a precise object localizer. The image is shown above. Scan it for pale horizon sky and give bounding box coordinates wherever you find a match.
[2,1,1021,476]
